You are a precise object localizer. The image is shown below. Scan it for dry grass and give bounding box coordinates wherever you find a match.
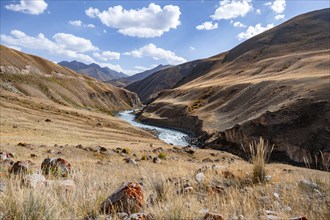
[244,138,274,183]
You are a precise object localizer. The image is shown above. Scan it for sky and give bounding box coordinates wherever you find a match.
[1,0,329,75]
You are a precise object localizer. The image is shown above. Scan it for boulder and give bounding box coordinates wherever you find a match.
[100,182,144,214]
[129,213,153,220]
[23,174,46,188]
[202,212,224,220]
[10,160,34,175]
[0,152,14,161]
[41,158,71,177]
[152,157,161,164]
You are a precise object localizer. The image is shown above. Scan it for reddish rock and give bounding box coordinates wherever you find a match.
[202,212,224,220]
[41,158,71,177]
[100,182,144,214]
[10,160,34,175]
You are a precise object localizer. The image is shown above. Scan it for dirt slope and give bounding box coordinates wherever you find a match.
[0,45,141,113]
[137,8,330,169]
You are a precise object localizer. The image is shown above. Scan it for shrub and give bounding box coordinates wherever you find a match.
[244,137,274,183]
[158,152,167,160]
[141,154,147,161]
[122,148,131,155]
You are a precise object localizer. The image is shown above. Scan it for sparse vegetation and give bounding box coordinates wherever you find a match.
[244,137,274,183]
[158,152,167,160]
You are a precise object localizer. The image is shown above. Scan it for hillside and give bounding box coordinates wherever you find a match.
[0,45,141,112]
[125,59,219,103]
[137,8,330,169]
[58,60,127,81]
[108,64,172,88]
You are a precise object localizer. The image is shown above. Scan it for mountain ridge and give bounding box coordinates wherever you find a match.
[58,60,128,82]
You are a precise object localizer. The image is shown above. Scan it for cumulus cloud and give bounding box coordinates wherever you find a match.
[93,51,120,61]
[237,23,274,40]
[0,30,96,63]
[124,43,186,65]
[85,3,181,38]
[211,0,253,20]
[196,21,218,30]
[274,14,285,20]
[69,20,95,28]
[5,0,47,15]
[53,33,98,53]
[256,9,261,14]
[233,21,246,28]
[270,0,286,14]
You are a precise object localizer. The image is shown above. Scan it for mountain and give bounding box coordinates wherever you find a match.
[136,8,330,169]
[58,60,128,81]
[125,61,212,103]
[108,64,172,88]
[0,45,141,112]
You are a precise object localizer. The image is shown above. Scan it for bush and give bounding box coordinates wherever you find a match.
[158,152,167,160]
[122,148,131,155]
[244,137,274,183]
[141,154,147,161]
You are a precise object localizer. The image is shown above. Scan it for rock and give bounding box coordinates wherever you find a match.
[47,149,55,154]
[264,175,272,182]
[289,217,308,220]
[202,212,224,220]
[152,147,163,153]
[124,158,138,166]
[300,180,319,189]
[100,182,144,214]
[96,122,102,127]
[10,160,34,175]
[30,154,38,158]
[182,186,194,194]
[202,158,214,163]
[23,174,46,188]
[182,146,195,155]
[129,213,153,220]
[152,157,161,164]
[195,172,205,184]
[0,152,14,161]
[0,180,5,193]
[117,212,129,219]
[41,158,71,177]
[45,119,52,122]
[99,146,107,152]
[76,144,83,149]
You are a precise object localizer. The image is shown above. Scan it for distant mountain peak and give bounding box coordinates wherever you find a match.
[58,60,128,81]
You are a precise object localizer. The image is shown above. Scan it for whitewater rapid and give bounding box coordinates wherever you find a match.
[118,110,190,146]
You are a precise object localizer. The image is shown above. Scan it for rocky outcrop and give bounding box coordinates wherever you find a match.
[41,158,71,177]
[206,100,330,169]
[100,182,144,214]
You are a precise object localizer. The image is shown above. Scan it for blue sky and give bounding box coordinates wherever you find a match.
[1,0,329,75]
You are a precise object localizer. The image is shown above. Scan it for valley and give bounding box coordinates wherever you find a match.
[0,4,329,220]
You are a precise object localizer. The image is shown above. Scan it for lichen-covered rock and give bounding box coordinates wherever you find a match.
[41,158,71,177]
[10,160,34,175]
[100,182,144,214]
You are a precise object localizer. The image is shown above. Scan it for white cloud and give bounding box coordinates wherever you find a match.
[211,0,253,20]
[256,9,261,14]
[269,0,286,14]
[237,23,274,40]
[93,51,120,61]
[190,46,196,51]
[196,21,218,30]
[69,20,95,28]
[124,43,186,65]
[0,30,96,63]
[233,21,246,28]
[53,33,98,53]
[85,3,181,38]
[69,20,82,26]
[5,0,47,15]
[274,14,285,20]
[103,29,107,33]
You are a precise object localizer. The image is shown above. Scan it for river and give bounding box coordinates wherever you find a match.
[118,110,190,146]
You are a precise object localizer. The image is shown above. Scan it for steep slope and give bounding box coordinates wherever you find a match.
[58,60,127,81]
[125,59,223,104]
[137,8,330,169]
[108,64,172,87]
[0,45,141,112]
